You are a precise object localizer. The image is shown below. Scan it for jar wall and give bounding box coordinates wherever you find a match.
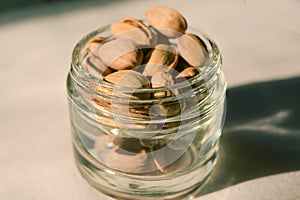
[67,25,226,199]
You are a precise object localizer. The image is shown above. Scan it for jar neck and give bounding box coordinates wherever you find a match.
[70,26,223,97]
[68,26,225,133]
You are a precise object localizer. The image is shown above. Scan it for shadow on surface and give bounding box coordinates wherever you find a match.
[0,0,120,25]
[194,76,300,197]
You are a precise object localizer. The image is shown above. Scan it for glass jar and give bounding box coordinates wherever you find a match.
[67,25,226,199]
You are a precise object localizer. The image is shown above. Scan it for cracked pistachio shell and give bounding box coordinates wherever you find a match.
[85,55,112,79]
[103,70,151,100]
[110,18,157,46]
[178,33,209,67]
[104,70,151,88]
[143,44,178,77]
[146,7,187,38]
[87,36,106,52]
[96,38,143,70]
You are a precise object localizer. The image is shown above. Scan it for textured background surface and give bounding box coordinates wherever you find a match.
[0,0,300,199]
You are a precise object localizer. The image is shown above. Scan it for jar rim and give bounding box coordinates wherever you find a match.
[71,24,222,94]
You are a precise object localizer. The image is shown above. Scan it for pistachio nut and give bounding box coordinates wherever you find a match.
[97,70,151,119]
[139,139,167,150]
[85,54,112,79]
[151,71,173,98]
[178,33,209,67]
[96,38,143,70]
[106,135,144,153]
[143,44,178,77]
[174,55,193,72]
[152,147,191,173]
[87,36,106,52]
[176,67,199,81]
[148,101,181,118]
[104,70,151,90]
[95,70,150,103]
[111,18,157,46]
[146,7,187,38]
[104,149,156,173]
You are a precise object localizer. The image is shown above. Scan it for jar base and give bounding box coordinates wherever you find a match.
[73,141,218,200]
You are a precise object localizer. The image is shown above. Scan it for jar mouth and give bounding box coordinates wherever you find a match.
[71,24,222,95]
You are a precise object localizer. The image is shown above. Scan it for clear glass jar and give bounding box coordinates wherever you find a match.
[67,25,226,199]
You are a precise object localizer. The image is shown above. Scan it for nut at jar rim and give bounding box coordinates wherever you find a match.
[96,38,143,70]
[143,44,178,77]
[146,7,187,38]
[178,33,209,68]
[111,18,158,46]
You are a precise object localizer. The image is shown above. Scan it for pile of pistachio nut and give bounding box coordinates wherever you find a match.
[85,7,208,89]
[84,7,209,119]
[83,7,210,173]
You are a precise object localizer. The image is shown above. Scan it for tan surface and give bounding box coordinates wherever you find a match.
[0,0,300,199]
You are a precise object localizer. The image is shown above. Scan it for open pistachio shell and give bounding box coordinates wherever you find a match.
[111,18,157,46]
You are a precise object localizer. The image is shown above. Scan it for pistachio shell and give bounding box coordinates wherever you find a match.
[106,135,144,153]
[87,36,106,52]
[99,70,151,105]
[146,7,187,38]
[96,38,143,70]
[152,147,191,173]
[178,33,209,67]
[111,18,157,46]
[176,67,199,81]
[104,70,151,89]
[143,44,178,77]
[85,55,112,78]
[95,71,152,120]
[174,55,193,72]
[148,102,181,118]
[104,149,156,173]
[151,71,173,98]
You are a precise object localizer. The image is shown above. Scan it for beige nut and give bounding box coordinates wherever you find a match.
[104,149,156,174]
[143,44,178,77]
[152,147,191,173]
[96,38,143,70]
[97,70,151,98]
[96,70,151,119]
[104,70,150,89]
[87,36,106,52]
[176,67,199,81]
[84,55,113,79]
[106,135,144,153]
[178,33,209,67]
[151,71,173,98]
[111,18,157,46]
[146,7,187,38]
[148,102,181,119]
